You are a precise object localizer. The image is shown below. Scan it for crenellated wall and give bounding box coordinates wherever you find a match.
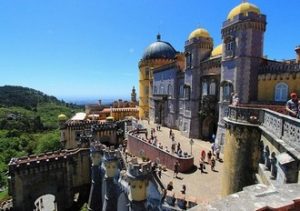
[8,148,90,211]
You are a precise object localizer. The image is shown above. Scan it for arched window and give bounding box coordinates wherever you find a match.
[209,82,216,95]
[275,82,288,102]
[202,82,208,96]
[220,80,233,101]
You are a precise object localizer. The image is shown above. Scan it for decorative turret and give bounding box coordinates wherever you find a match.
[126,161,151,210]
[131,86,137,103]
[102,147,122,211]
[88,143,105,211]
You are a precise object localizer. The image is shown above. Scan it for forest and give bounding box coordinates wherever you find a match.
[0,85,83,197]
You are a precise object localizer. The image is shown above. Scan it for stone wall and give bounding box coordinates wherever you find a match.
[127,132,194,172]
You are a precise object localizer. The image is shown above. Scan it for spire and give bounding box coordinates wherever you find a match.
[156,33,161,41]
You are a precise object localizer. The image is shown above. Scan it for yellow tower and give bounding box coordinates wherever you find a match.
[138,34,177,120]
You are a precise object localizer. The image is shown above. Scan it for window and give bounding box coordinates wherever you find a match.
[179,84,184,98]
[185,52,192,68]
[168,84,172,96]
[221,80,233,101]
[154,86,157,94]
[275,82,288,102]
[160,85,165,94]
[184,86,191,100]
[209,82,216,95]
[202,82,208,96]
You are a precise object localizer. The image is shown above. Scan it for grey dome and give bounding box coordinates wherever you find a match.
[142,34,177,60]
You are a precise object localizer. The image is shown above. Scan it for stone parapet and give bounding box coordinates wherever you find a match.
[127,130,194,172]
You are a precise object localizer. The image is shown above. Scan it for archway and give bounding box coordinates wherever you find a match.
[34,194,57,211]
[202,116,215,139]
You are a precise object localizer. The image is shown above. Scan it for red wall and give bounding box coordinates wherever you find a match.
[127,133,194,172]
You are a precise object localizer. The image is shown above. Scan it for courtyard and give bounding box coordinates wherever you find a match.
[139,120,224,203]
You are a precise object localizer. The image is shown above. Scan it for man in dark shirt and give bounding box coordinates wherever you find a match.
[286,92,299,118]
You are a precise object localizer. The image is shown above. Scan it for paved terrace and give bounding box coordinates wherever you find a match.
[139,120,224,203]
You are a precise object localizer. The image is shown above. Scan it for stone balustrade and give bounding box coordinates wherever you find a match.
[226,105,300,156]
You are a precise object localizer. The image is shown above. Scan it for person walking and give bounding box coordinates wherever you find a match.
[211,156,216,171]
[207,150,212,164]
[201,150,206,161]
[173,161,179,178]
[199,159,205,173]
[177,142,181,153]
[169,129,173,138]
[167,181,174,191]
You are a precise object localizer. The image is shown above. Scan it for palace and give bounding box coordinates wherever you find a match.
[138,1,300,143]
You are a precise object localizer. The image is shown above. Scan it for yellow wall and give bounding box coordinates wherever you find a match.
[258,73,300,101]
[138,59,174,119]
[222,125,261,196]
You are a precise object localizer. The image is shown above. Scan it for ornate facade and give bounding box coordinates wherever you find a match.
[138,2,300,141]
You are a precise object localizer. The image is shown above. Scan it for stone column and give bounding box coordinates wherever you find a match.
[221,123,261,196]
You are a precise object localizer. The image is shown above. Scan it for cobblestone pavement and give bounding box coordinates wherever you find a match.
[139,120,223,203]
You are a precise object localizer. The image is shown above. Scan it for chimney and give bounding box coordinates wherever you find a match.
[295,46,300,63]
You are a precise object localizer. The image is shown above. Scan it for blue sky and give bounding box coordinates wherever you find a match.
[1,0,300,101]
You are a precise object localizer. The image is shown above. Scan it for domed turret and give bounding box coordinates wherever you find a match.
[142,34,177,60]
[227,2,260,20]
[188,28,210,40]
[211,44,223,57]
[58,114,67,121]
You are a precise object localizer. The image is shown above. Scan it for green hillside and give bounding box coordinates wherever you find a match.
[0,85,83,192]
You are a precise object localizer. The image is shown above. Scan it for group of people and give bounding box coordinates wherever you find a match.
[286,92,300,119]
[199,145,221,173]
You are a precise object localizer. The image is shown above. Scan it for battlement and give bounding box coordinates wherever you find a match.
[103,147,121,162]
[90,142,105,153]
[127,161,152,179]
[63,120,119,131]
[259,59,300,74]
[9,148,89,173]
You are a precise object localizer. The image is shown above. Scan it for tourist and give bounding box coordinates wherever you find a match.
[177,142,181,153]
[211,133,216,143]
[207,150,212,164]
[286,92,299,118]
[165,146,170,153]
[211,156,216,171]
[177,149,183,157]
[173,161,179,178]
[169,129,173,138]
[199,159,205,173]
[232,92,239,106]
[158,166,162,179]
[181,185,186,194]
[171,139,176,153]
[158,142,163,149]
[201,150,206,161]
[215,147,220,160]
[167,181,174,191]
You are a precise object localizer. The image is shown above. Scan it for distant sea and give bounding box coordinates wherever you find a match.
[60,97,130,106]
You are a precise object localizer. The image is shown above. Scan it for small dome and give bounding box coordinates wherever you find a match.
[142,34,177,60]
[211,44,223,57]
[58,114,67,121]
[188,28,210,40]
[227,2,260,20]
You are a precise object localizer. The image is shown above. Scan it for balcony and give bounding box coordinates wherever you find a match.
[225,105,300,155]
